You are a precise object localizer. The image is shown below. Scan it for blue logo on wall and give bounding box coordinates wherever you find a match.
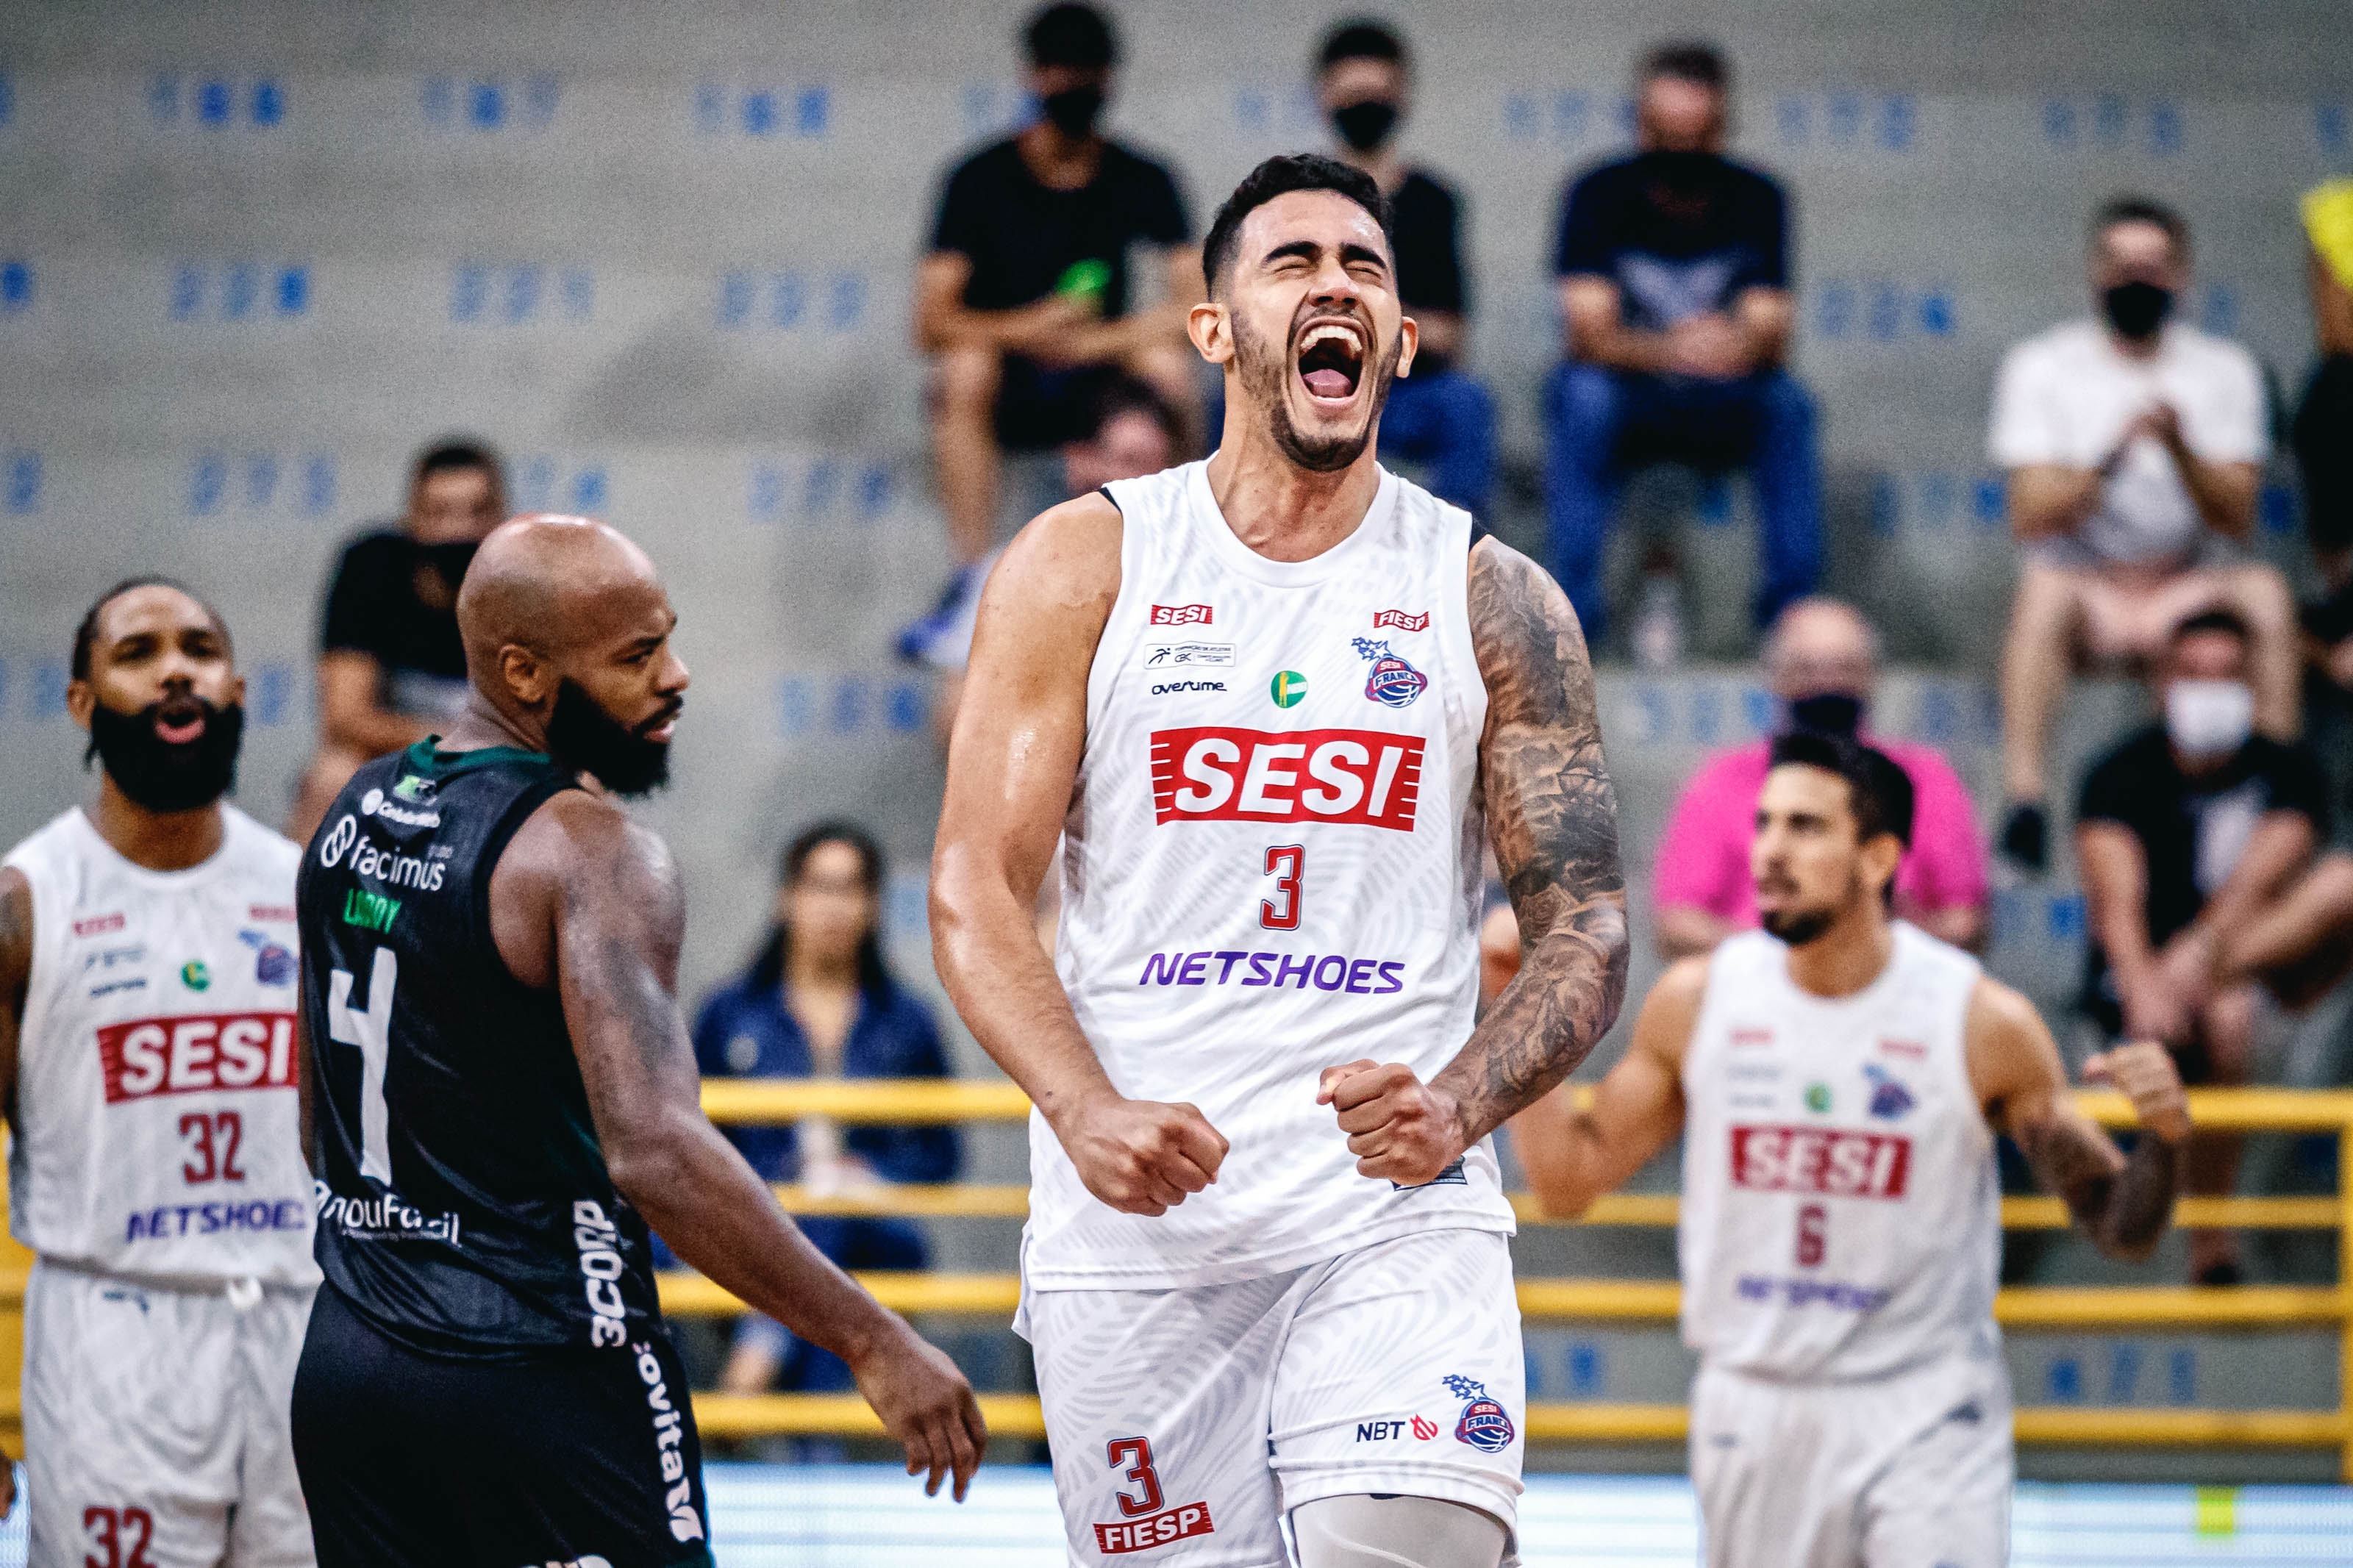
[1864,1064,1915,1120]
[149,76,284,129]
[1442,1375,1515,1453]
[421,76,559,132]
[188,453,335,519]
[451,265,592,326]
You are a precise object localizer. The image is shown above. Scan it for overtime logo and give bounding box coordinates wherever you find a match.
[1150,726,1424,830]
[98,1012,297,1103]
[1150,604,1213,626]
[1729,1125,1910,1199]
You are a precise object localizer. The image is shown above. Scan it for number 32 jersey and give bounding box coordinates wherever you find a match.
[1034,460,1515,1290]
[1678,923,2001,1381]
[3,805,316,1284]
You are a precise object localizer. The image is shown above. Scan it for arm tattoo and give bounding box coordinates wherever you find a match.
[1430,541,1629,1146]
[2015,1111,2178,1259]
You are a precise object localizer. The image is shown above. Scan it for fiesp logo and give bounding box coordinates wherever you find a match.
[1149,726,1424,830]
[98,1012,298,1102]
[1373,609,1428,631]
[1149,604,1213,626]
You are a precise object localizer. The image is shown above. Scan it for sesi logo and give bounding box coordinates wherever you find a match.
[1150,604,1213,626]
[1729,1125,1911,1199]
[1150,726,1424,831]
[1373,609,1428,631]
[98,1012,298,1103]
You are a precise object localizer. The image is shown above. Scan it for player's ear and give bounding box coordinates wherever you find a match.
[64,677,94,732]
[1860,831,1903,900]
[1187,299,1232,365]
[498,643,551,706]
[1394,312,1418,381]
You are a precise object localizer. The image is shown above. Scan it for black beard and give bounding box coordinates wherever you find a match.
[1761,906,1836,947]
[1235,307,1402,473]
[86,697,243,813]
[544,679,676,798]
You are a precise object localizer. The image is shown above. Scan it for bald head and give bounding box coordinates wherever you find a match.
[1764,597,1879,703]
[453,514,689,777]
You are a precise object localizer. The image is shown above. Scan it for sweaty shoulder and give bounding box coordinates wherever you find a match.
[492,789,682,989]
[1638,953,1714,1068]
[1962,973,2053,1098]
[983,490,1124,633]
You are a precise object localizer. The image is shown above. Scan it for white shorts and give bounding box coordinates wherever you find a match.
[1690,1353,2013,1568]
[1018,1228,1523,1567]
[24,1259,316,1568]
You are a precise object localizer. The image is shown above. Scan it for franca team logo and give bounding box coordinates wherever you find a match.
[1352,638,1428,708]
[1442,1374,1515,1453]
[1864,1063,1915,1120]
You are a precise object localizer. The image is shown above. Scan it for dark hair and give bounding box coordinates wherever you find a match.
[71,576,228,681]
[2171,606,2250,646]
[1768,731,1915,852]
[744,821,891,1000]
[410,437,502,494]
[1079,373,1185,453]
[2093,195,2190,257]
[1318,18,1405,72]
[1203,153,1394,297]
[1640,40,1729,90]
[1026,2,1117,69]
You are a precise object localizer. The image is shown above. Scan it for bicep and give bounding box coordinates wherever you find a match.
[1966,978,2115,1177]
[1560,277,1619,338]
[2074,820,2145,903]
[915,253,974,323]
[545,814,700,1129]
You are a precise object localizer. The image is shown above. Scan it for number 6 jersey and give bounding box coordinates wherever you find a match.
[297,741,663,1356]
[1677,923,2002,1381]
[1032,460,1515,1290]
[3,804,316,1284]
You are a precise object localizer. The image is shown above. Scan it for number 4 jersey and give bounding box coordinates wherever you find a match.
[1034,461,1515,1290]
[1677,923,2002,1381]
[2,804,316,1284]
[297,741,663,1355]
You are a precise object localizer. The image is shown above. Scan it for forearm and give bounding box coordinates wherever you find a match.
[2007,468,2102,542]
[1572,321,1671,373]
[1432,904,1629,1148]
[2080,1133,2182,1260]
[932,868,1114,1135]
[2170,447,2257,537]
[1513,1104,1619,1217]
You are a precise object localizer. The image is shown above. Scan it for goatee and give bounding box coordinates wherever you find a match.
[86,697,243,814]
[544,679,676,798]
[1760,907,1836,947]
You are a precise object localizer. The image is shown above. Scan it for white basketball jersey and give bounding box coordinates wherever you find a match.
[4,806,318,1285]
[1678,924,1999,1381]
[1029,460,1513,1290]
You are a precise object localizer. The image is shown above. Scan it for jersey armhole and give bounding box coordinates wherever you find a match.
[468,775,583,988]
[1097,485,1121,513]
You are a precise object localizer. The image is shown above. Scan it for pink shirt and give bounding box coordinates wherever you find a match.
[1652,736,1990,925]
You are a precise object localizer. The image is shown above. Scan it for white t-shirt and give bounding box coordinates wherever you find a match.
[1987,319,2267,566]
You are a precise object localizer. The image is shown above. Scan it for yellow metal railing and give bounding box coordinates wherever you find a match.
[685,1081,2353,1477]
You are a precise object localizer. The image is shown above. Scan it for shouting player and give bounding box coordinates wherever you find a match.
[1514,733,2188,1568]
[290,515,985,1565]
[0,581,316,1563]
[932,154,1628,1567]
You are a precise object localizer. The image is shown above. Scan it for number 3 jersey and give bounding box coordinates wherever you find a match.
[2,804,316,1285]
[297,742,663,1356]
[1033,460,1515,1290]
[1678,924,2001,1381]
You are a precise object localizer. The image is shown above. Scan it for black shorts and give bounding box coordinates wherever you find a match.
[292,1284,713,1567]
[993,356,1116,451]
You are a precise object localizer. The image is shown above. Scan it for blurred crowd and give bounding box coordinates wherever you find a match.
[269,4,2353,1364]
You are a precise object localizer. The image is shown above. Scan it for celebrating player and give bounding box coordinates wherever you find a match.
[932,154,1628,1567]
[290,515,985,1565]
[0,580,316,1563]
[1513,732,2188,1568]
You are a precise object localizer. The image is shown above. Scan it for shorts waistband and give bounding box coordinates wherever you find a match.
[35,1253,313,1301]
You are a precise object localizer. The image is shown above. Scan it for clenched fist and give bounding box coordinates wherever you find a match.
[1054,1092,1229,1216]
[2083,1040,2192,1143]
[1318,1059,1466,1187]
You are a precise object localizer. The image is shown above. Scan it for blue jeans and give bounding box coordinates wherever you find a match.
[1543,362,1823,642]
[1381,367,1497,518]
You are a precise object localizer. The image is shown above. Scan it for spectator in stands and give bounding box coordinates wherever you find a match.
[1652,598,1989,959]
[2295,178,2353,591]
[693,823,961,1399]
[911,1,1201,641]
[1992,197,2291,873]
[1545,40,1819,648]
[1315,17,1494,518]
[2077,610,2327,1284]
[290,438,504,842]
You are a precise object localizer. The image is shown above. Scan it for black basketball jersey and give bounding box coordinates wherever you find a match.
[296,740,663,1357]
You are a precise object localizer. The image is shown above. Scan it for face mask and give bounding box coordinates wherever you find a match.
[2164,679,2253,759]
[545,677,676,798]
[1785,691,1865,737]
[422,540,479,590]
[2102,280,2173,340]
[1040,85,1104,137]
[86,695,244,813]
[1331,100,1400,153]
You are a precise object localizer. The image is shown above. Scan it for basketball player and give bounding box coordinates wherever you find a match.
[932,154,1629,1567]
[1513,732,2189,1568]
[289,515,985,1565]
[0,580,316,1564]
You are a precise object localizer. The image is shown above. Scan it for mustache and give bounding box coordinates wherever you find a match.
[635,696,683,738]
[1288,301,1374,353]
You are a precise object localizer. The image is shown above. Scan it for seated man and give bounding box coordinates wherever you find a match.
[2077,609,2329,1284]
[1316,17,1494,517]
[1653,598,1988,959]
[914,1,1201,615]
[1993,196,2290,871]
[289,438,504,841]
[2294,177,2353,590]
[1546,40,1820,645]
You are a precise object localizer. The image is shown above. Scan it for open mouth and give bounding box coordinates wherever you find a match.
[637,701,683,745]
[1295,320,1366,404]
[154,696,207,745]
